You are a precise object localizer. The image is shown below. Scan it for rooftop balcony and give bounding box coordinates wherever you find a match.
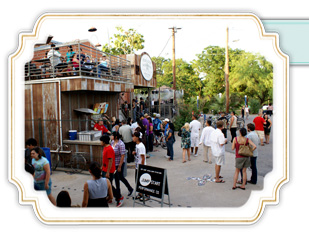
[25,40,132,83]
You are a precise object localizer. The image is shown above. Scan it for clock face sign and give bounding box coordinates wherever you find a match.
[140,53,153,81]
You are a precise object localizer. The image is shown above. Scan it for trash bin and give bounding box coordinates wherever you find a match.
[41,147,52,174]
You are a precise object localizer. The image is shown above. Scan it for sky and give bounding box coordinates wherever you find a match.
[33,14,277,64]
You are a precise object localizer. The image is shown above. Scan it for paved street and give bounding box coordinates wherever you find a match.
[50,114,272,208]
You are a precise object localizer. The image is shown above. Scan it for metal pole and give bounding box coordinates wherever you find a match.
[225,27,230,114]
[169,27,181,109]
[159,87,161,116]
[38,118,43,147]
[78,42,81,77]
[172,28,176,107]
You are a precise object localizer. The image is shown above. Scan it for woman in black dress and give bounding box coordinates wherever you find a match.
[263,114,272,144]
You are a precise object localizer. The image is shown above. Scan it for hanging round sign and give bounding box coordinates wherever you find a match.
[140,52,153,81]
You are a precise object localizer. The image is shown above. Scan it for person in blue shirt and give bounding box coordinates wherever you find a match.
[164,118,169,136]
[153,114,163,136]
[66,45,75,63]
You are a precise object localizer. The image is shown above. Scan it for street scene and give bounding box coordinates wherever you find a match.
[23,17,274,209]
[26,113,272,208]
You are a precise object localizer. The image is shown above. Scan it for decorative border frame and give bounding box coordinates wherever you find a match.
[8,13,289,224]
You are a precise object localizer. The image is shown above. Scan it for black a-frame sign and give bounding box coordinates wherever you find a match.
[133,165,171,207]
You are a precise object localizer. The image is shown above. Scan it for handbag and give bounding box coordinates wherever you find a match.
[178,128,182,137]
[238,138,253,157]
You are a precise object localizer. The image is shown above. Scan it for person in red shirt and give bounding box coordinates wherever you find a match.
[100,135,124,207]
[94,120,111,135]
[253,110,266,146]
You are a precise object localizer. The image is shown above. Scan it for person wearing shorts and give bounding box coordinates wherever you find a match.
[253,110,266,146]
[231,128,257,190]
[31,147,56,205]
[210,121,227,183]
[190,114,201,157]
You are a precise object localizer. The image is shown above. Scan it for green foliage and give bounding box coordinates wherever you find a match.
[192,46,226,100]
[152,57,201,102]
[173,100,198,130]
[102,27,145,55]
[106,29,273,115]
[248,98,260,114]
[209,95,225,114]
[229,52,273,106]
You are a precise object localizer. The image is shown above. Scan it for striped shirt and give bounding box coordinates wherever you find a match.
[111,140,126,166]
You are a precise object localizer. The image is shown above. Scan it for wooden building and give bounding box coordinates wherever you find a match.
[25,40,156,167]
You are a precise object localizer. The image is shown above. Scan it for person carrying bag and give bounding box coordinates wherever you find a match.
[238,138,254,157]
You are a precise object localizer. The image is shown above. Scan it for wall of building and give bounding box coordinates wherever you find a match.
[25,81,119,148]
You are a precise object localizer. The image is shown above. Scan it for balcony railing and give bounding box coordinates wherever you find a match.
[25,40,131,82]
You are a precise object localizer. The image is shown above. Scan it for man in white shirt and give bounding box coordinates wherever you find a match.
[210,120,227,183]
[47,47,62,69]
[119,119,135,163]
[190,114,201,157]
[199,120,215,164]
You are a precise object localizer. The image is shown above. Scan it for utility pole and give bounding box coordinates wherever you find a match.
[169,26,181,107]
[225,27,230,114]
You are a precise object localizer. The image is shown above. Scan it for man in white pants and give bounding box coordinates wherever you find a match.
[190,114,201,157]
[199,119,215,164]
[210,120,227,183]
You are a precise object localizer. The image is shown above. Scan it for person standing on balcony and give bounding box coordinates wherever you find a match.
[98,55,109,77]
[47,47,62,72]
[66,45,75,63]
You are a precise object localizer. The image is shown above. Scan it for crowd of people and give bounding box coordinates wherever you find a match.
[176,108,271,190]
[24,107,272,206]
[28,45,115,79]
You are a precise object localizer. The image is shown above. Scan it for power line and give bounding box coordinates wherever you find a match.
[157,35,172,57]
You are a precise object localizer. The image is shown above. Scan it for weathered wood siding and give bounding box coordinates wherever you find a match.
[60,90,119,139]
[25,81,120,149]
[25,82,60,148]
[60,78,134,93]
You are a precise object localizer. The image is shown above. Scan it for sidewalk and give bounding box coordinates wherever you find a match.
[51,124,265,208]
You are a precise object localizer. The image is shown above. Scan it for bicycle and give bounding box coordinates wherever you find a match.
[50,144,72,171]
[51,144,88,173]
[153,130,167,149]
[70,152,89,173]
[236,117,245,129]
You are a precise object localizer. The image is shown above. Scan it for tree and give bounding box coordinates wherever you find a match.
[229,52,273,105]
[192,46,273,108]
[102,27,145,55]
[152,57,201,101]
[192,46,226,100]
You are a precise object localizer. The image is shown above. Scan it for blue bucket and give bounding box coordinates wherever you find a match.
[41,147,52,174]
[69,130,77,140]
